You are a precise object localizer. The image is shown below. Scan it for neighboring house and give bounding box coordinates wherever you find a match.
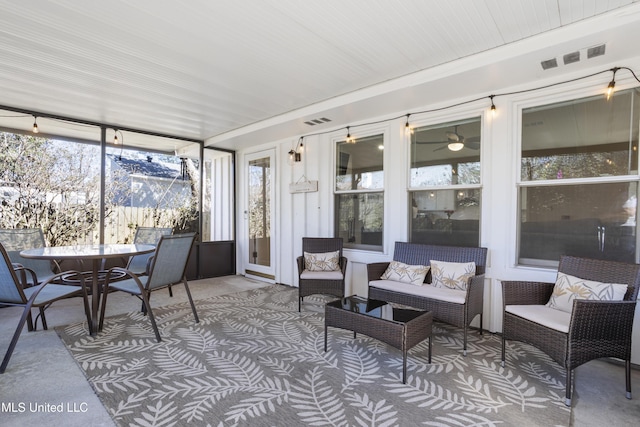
[107,154,192,209]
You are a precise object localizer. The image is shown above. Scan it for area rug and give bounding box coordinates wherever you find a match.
[56,284,571,427]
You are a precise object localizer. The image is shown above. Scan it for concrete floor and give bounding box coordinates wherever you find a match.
[1,275,639,426]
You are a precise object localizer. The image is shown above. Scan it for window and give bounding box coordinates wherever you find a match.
[334,133,384,250]
[518,88,640,266]
[409,117,481,247]
[0,129,204,246]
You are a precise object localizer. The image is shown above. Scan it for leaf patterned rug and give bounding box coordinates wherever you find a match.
[56,284,571,426]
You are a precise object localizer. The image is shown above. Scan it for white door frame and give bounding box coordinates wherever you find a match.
[242,149,276,282]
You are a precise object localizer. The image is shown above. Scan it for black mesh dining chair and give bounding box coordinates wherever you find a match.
[100,233,199,342]
[1,242,87,373]
[0,228,59,286]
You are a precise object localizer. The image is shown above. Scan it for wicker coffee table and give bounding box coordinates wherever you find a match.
[325,295,432,383]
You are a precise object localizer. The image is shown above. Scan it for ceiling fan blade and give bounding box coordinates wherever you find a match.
[415,140,449,145]
[465,136,480,150]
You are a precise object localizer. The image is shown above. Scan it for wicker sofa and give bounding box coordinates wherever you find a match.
[367,242,488,354]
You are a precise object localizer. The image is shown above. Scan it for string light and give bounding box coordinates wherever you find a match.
[32,116,39,133]
[345,126,355,144]
[115,129,125,159]
[405,114,414,135]
[606,67,620,100]
[294,66,639,143]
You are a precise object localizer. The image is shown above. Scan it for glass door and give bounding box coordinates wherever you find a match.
[244,150,275,281]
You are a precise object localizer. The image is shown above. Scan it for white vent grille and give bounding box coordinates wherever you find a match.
[304,117,332,126]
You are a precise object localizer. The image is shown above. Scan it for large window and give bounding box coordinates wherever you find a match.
[409,117,482,247]
[0,130,202,246]
[0,131,103,245]
[518,88,640,266]
[335,133,384,250]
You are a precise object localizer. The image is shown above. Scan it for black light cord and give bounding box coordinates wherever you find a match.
[300,65,639,141]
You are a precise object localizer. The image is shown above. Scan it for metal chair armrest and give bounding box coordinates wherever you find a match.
[12,265,38,289]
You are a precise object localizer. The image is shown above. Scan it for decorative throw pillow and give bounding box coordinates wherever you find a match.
[304,251,340,271]
[546,272,628,313]
[430,260,476,291]
[380,260,429,286]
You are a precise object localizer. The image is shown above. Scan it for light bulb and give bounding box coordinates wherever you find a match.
[405,115,413,135]
[448,142,464,151]
[605,67,619,100]
[606,81,615,100]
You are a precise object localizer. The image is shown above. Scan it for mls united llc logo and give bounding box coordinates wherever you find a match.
[1,401,89,413]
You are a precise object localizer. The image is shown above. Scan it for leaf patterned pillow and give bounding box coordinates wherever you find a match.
[380,261,429,286]
[304,251,340,271]
[430,260,476,291]
[546,272,628,313]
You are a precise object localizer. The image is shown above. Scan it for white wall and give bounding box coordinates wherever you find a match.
[236,55,640,363]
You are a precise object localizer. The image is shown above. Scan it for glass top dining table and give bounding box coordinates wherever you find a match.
[20,244,155,336]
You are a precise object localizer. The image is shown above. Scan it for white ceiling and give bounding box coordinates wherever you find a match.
[0,0,639,153]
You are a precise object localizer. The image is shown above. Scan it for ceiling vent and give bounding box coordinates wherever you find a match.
[563,51,580,65]
[541,58,558,70]
[541,43,606,71]
[304,117,332,126]
[587,44,606,59]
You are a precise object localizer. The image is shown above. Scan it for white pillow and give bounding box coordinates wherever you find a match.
[304,251,340,271]
[380,260,429,286]
[546,272,628,313]
[430,260,476,291]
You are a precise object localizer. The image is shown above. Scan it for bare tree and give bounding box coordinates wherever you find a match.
[0,133,127,245]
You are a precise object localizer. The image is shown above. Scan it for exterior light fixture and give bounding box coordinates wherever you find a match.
[32,116,39,133]
[289,137,304,162]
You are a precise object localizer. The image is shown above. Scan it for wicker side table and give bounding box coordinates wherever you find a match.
[325,295,432,383]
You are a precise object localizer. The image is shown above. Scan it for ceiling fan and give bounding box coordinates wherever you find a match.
[415,126,480,152]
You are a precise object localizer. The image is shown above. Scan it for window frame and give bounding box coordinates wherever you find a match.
[515,87,640,267]
[333,127,387,252]
[407,115,484,247]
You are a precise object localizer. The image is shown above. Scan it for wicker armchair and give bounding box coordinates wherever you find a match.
[501,255,640,406]
[296,237,347,311]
